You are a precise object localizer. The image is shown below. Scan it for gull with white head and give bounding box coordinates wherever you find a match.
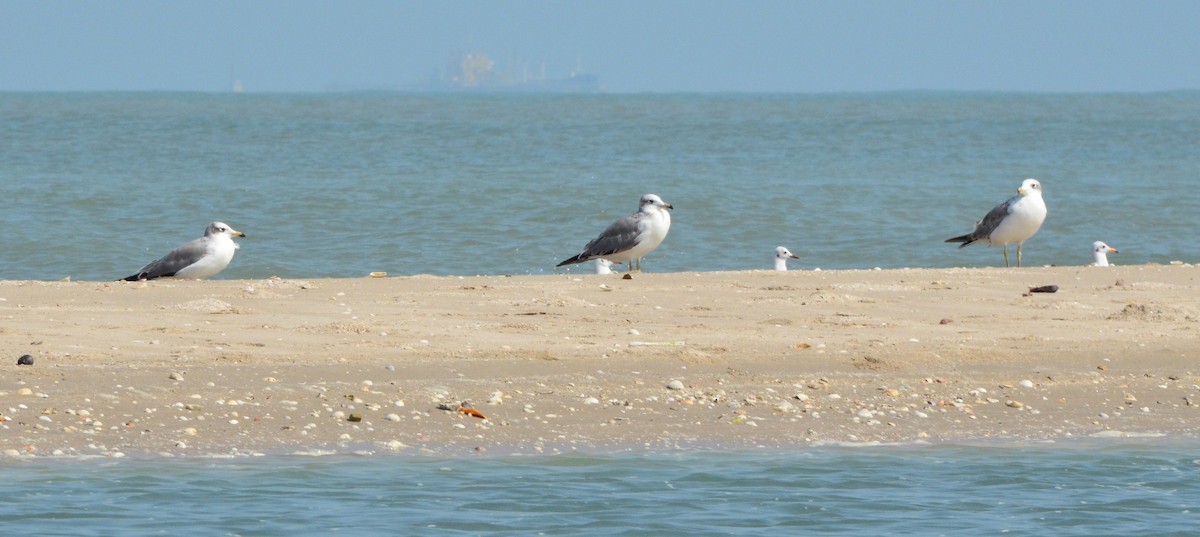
[945,178,1047,267]
[1092,241,1118,266]
[773,246,799,271]
[122,221,246,281]
[558,194,673,272]
[594,259,614,275]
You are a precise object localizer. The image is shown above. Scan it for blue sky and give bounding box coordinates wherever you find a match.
[3,0,1198,93]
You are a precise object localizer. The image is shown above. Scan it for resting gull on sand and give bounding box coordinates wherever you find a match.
[557,194,673,272]
[1092,241,1118,266]
[945,178,1047,267]
[122,222,246,281]
[773,246,799,271]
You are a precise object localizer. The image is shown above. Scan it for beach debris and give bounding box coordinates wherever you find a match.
[666,380,685,391]
[1028,285,1059,294]
[438,403,488,420]
[17,388,32,396]
[1006,400,1025,409]
[459,407,487,420]
[939,318,953,325]
[1018,379,1034,389]
[369,272,387,278]
[347,413,363,422]
[622,274,632,280]
[169,372,185,381]
[629,341,685,347]
[16,354,34,366]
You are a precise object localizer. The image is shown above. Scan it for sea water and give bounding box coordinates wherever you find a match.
[1,92,1198,280]
[2,443,1198,535]
[4,93,1200,534]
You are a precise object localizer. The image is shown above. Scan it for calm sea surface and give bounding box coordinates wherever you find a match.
[2,444,1198,536]
[4,93,1200,534]
[2,92,1199,280]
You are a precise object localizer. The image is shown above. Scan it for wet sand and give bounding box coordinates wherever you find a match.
[2,264,1199,458]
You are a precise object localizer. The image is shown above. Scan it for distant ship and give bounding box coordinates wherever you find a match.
[417,52,602,93]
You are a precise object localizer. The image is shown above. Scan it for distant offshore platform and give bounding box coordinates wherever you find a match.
[419,52,602,93]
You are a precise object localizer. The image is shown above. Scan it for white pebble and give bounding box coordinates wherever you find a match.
[666,380,685,391]
[1019,379,1034,389]
[385,413,401,421]
[583,397,600,405]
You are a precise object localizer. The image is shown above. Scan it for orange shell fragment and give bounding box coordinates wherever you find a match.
[459,407,488,420]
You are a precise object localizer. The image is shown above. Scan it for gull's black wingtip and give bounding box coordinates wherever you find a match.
[556,255,585,267]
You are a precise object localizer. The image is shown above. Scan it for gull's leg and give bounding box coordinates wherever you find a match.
[1016,243,1023,268]
[1002,245,1011,268]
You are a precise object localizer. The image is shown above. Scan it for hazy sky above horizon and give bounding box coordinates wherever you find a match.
[3,0,1198,93]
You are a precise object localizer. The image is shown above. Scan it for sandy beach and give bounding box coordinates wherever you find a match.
[2,264,1198,459]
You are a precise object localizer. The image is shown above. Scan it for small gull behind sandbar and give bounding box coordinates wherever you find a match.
[1092,241,1118,266]
[773,246,799,271]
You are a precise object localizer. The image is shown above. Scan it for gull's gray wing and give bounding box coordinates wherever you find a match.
[946,194,1017,247]
[557,212,645,266]
[124,237,210,280]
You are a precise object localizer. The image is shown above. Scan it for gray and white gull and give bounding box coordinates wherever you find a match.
[557,194,673,272]
[122,221,246,281]
[946,178,1047,267]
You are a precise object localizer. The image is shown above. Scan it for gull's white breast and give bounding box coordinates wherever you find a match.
[989,194,1046,246]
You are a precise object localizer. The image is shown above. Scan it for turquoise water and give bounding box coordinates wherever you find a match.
[2,444,1198,535]
[2,92,1199,280]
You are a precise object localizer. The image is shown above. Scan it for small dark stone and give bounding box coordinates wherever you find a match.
[17,354,35,366]
[1028,285,1059,293]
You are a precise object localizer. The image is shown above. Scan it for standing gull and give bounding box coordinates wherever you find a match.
[557,194,673,272]
[945,178,1047,267]
[773,246,799,271]
[122,222,246,281]
[1092,241,1118,266]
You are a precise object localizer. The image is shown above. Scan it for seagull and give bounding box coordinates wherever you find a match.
[557,194,673,272]
[1092,241,1118,266]
[773,246,799,271]
[594,259,615,275]
[122,222,246,281]
[945,178,1047,267]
